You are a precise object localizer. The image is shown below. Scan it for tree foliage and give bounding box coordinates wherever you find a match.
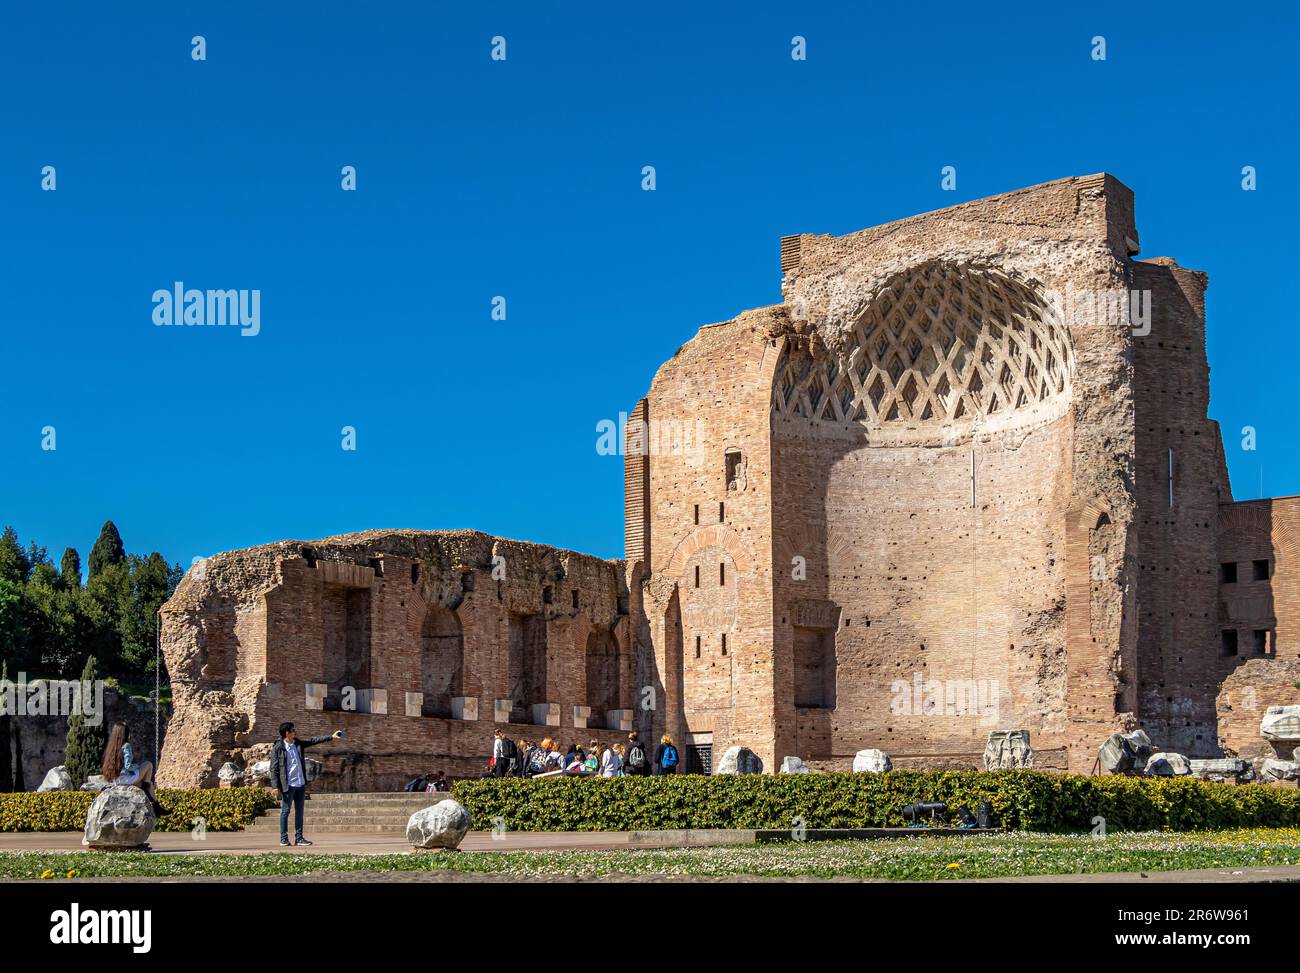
[62,655,106,786]
[0,523,182,680]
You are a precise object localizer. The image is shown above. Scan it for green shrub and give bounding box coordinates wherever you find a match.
[450,771,1300,833]
[0,787,277,832]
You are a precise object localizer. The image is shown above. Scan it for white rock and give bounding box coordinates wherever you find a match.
[1261,759,1300,783]
[1260,706,1300,742]
[780,756,813,774]
[1188,758,1248,779]
[1145,752,1192,776]
[244,760,272,787]
[983,730,1033,770]
[217,762,244,787]
[79,774,110,792]
[82,785,156,849]
[852,749,893,773]
[37,765,75,792]
[406,799,471,850]
[715,746,763,775]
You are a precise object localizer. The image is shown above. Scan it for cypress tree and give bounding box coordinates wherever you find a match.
[63,655,106,786]
[60,547,81,588]
[87,522,126,580]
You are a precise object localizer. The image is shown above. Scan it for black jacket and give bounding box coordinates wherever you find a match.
[269,735,332,792]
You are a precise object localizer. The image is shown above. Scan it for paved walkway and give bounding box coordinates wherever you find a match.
[0,829,751,856]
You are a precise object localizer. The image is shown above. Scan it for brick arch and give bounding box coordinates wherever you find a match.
[662,524,752,577]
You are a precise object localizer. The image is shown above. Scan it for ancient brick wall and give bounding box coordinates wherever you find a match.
[159,530,636,789]
[1216,497,1300,760]
[1130,259,1228,757]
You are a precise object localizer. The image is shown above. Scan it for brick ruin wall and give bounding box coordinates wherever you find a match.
[159,530,644,790]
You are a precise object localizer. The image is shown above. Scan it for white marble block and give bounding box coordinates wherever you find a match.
[531,702,560,727]
[493,699,513,723]
[356,688,388,715]
[606,709,633,731]
[405,692,423,717]
[305,682,327,711]
[451,696,479,721]
[572,705,591,729]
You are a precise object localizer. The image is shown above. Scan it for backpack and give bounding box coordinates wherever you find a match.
[661,745,678,768]
[500,738,518,760]
[627,744,646,769]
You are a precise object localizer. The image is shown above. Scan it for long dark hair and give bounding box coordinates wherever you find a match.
[101,721,130,781]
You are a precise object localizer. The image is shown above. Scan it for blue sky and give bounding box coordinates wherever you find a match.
[1,1,1296,568]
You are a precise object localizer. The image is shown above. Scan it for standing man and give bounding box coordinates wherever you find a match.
[270,722,344,847]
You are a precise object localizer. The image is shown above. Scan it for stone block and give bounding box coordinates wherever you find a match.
[305,682,327,711]
[606,708,633,731]
[572,705,591,729]
[405,692,423,717]
[983,730,1033,770]
[451,697,479,721]
[530,702,560,727]
[493,699,513,723]
[1261,706,1300,743]
[852,749,892,773]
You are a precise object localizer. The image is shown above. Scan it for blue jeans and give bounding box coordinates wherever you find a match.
[279,786,305,841]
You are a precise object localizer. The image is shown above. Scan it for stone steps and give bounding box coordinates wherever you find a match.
[246,792,451,833]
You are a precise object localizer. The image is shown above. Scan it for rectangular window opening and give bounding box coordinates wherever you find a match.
[1221,630,1239,656]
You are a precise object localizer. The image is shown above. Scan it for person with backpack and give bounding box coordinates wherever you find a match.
[599,742,623,777]
[492,730,519,778]
[655,734,680,775]
[624,732,650,776]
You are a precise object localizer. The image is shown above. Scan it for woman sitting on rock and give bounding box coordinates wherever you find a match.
[101,721,165,817]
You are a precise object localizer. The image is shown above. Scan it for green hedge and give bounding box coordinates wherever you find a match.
[0,788,278,833]
[450,771,1300,833]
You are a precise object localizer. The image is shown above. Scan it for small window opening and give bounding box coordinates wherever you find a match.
[1253,629,1270,654]
[694,636,701,659]
[1253,559,1270,581]
[725,450,744,491]
[1221,630,1239,656]
[1220,562,1238,583]
[719,562,726,586]
[721,633,728,656]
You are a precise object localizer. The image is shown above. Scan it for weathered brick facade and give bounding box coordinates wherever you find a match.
[161,174,1300,787]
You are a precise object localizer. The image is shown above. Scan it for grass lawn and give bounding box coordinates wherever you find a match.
[5,829,1300,880]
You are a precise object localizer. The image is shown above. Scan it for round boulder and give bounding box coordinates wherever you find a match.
[406,799,471,851]
[780,756,813,774]
[217,762,244,787]
[83,785,156,850]
[37,765,75,792]
[715,746,763,775]
[1145,752,1192,776]
[852,749,893,773]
